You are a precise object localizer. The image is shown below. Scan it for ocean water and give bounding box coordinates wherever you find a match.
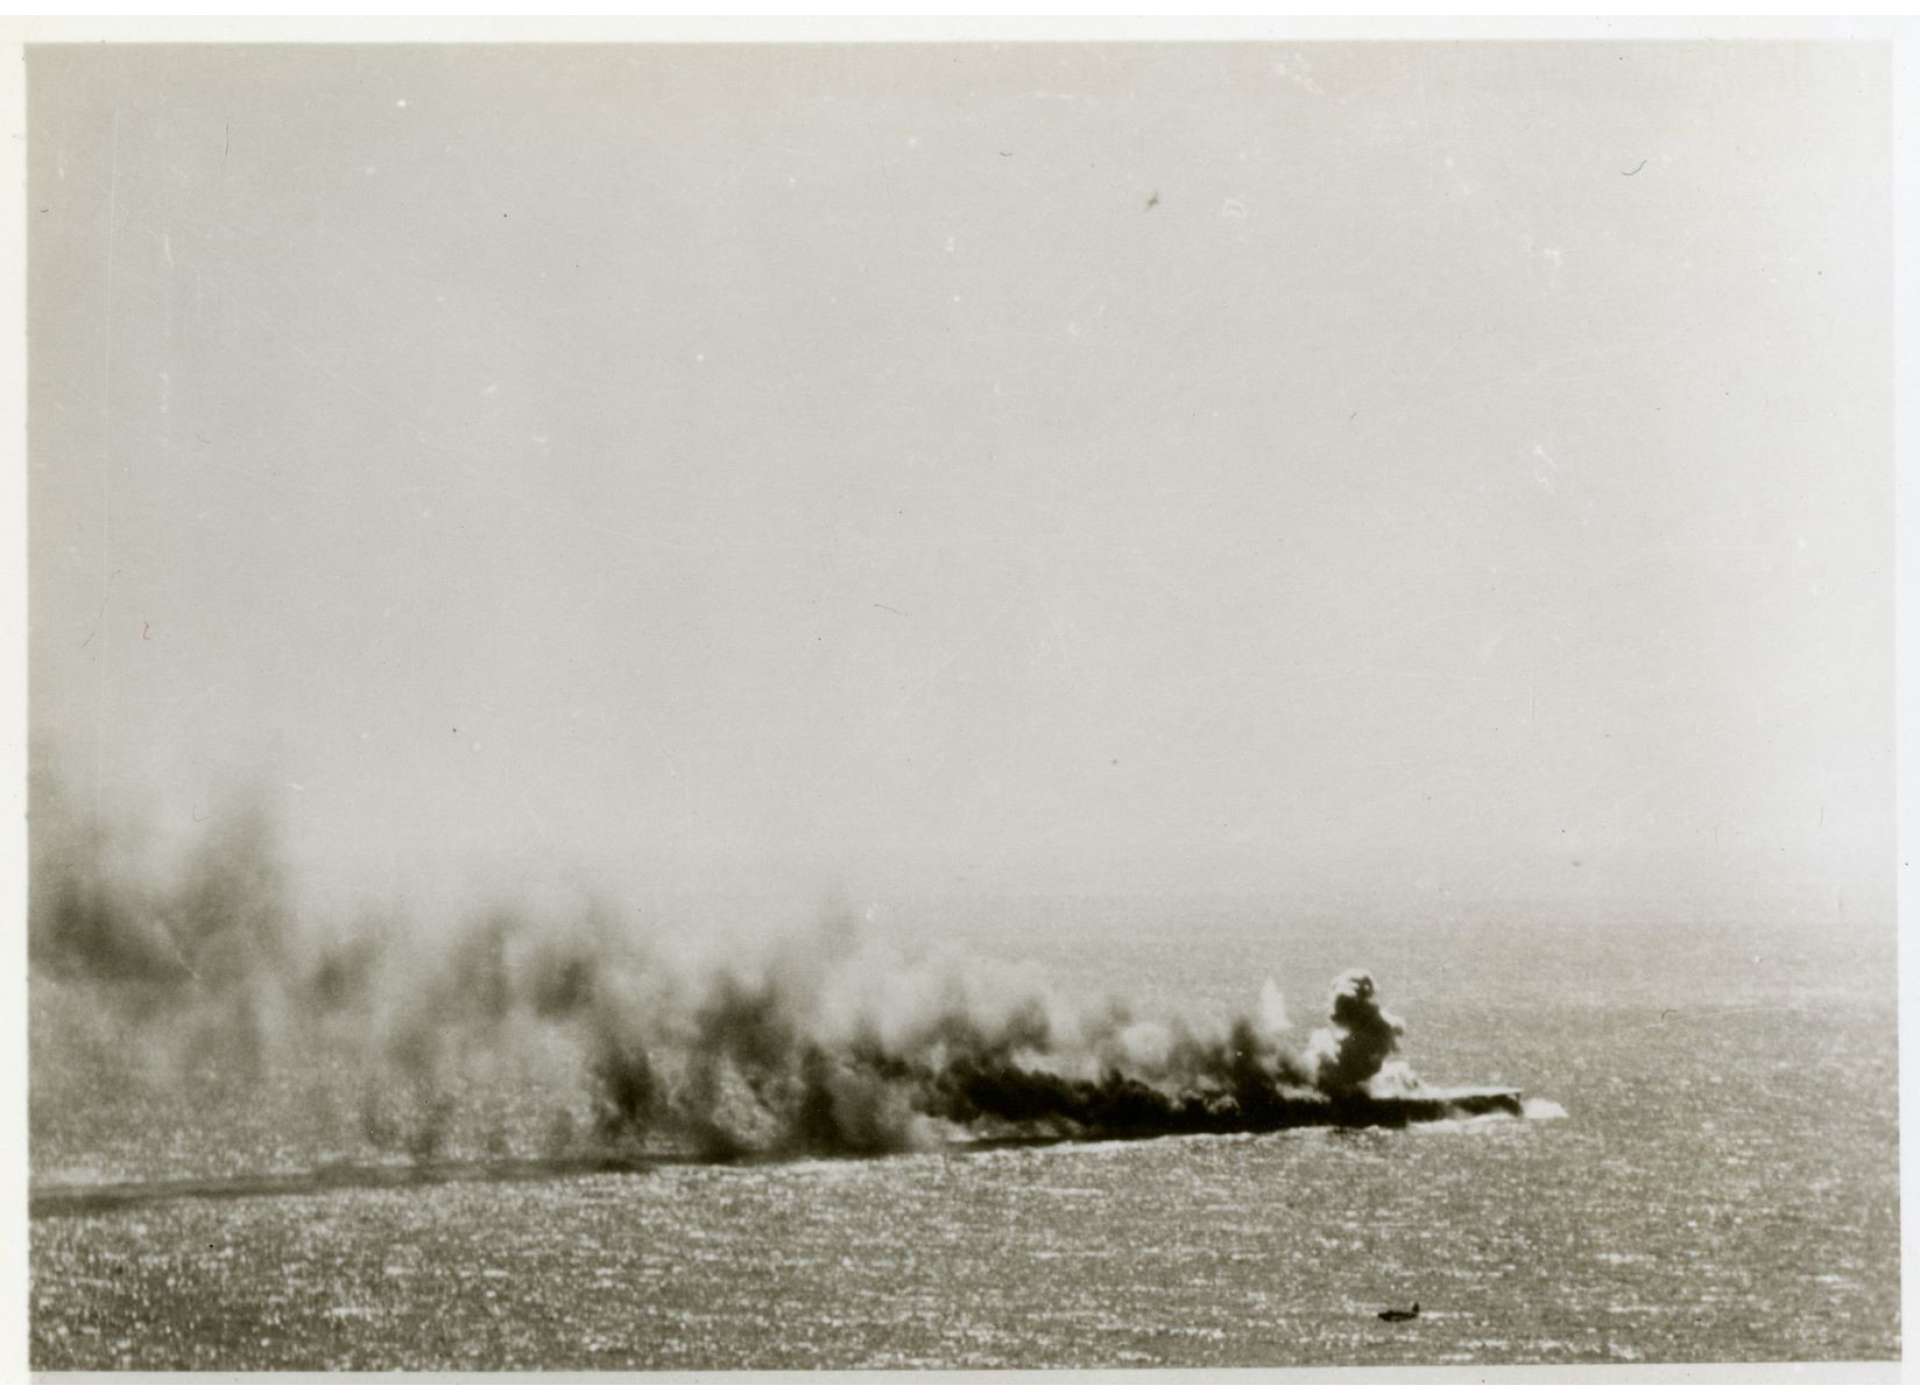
[28,913,1901,1371]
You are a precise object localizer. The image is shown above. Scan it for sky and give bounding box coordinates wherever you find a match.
[27,42,1893,926]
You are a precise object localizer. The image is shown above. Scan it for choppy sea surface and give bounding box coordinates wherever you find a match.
[29,913,1900,1371]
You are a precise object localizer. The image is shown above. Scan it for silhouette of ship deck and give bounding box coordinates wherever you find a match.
[958,1084,1529,1148]
[1325,1085,1525,1127]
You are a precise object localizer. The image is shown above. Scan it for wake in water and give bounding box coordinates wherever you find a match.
[30,775,1526,1168]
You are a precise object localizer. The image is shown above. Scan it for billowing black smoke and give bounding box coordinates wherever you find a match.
[30,774,1440,1163]
[1305,970,1418,1097]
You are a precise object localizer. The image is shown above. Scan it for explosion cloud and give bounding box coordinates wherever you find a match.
[1304,970,1418,1097]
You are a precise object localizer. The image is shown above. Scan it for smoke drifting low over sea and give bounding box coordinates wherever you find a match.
[31,777,1446,1164]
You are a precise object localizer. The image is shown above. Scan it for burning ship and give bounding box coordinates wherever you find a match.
[848,970,1529,1151]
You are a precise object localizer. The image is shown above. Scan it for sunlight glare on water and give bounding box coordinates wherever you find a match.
[29,918,1899,1370]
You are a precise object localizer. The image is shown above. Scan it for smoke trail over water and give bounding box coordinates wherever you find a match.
[30,777,1466,1168]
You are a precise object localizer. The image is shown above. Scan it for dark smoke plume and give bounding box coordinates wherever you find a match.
[1304,969,1418,1097]
[31,772,1446,1163]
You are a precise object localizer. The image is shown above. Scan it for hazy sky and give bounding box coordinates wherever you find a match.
[29,43,1892,923]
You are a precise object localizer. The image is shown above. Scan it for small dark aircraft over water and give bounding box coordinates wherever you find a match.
[1378,1302,1421,1322]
